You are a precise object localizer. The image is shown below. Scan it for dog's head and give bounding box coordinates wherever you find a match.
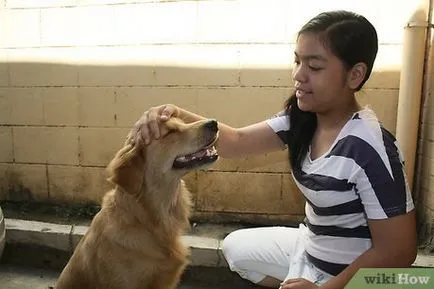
[107,118,219,196]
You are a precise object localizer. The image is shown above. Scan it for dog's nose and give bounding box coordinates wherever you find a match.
[204,119,218,132]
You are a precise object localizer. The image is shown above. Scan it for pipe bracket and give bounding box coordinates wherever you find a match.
[405,21,430,28]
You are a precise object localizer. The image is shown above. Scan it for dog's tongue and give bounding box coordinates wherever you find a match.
[173,147,218,168]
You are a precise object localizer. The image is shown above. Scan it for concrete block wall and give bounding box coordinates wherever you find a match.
[0,0,420,224]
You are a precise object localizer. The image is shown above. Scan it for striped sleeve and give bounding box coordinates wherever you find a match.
[351,128,414,219]
[265,111,290,145]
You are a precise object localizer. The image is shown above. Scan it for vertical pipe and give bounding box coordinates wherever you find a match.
[396,0,430,191]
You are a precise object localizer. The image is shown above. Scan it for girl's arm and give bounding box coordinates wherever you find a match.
[139,104,286,158]
[320,210,417,289]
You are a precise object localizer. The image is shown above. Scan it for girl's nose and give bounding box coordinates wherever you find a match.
[292,64,307,83]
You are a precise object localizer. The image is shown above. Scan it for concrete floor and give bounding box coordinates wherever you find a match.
[0,265,57,289]
[0,264,260,289]
[0,221,261,288]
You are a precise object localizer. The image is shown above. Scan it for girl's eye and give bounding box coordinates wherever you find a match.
[309,66,322,71]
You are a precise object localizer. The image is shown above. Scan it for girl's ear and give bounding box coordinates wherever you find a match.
[347,62,368,90]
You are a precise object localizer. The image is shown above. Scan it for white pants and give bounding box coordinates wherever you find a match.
[221,224,333,286]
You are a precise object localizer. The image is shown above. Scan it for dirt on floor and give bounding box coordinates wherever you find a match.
[0,200,252,239]
[0,200,99,226]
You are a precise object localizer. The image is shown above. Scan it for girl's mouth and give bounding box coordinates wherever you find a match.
[295,89,312,98]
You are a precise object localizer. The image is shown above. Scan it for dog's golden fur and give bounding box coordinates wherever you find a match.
[55,118,218,289]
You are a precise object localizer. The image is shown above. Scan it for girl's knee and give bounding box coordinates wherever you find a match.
[222,229,262,268]
[221,228,290,284]
[222,231,266,283]
[221,230,243,261]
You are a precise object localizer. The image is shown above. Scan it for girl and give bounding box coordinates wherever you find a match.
[138,10,417,289]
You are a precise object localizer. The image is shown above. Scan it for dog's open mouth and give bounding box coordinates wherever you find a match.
[173,141,219,169]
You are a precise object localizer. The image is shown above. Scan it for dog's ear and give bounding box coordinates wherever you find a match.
[107,132,145,195]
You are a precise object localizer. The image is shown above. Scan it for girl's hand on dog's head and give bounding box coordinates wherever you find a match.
[159,104,179,121]
[138,104,179,145]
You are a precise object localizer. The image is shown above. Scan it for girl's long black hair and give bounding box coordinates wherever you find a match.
[285,93,316,170]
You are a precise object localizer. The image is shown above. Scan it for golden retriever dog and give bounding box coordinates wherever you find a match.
[55,117,219,289]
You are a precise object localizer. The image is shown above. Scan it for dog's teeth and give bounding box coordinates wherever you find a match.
[173,146,218,169]
[175,146,217,166]
[177,156,194,162]
[207,146,217,156]
[205,147,214,156]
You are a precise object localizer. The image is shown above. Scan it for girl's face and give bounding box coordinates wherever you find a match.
[292,33,352,113]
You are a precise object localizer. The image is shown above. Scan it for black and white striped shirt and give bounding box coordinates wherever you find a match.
[266,108,414,276]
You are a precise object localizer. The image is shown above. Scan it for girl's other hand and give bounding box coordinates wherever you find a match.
[280,278,319,289]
